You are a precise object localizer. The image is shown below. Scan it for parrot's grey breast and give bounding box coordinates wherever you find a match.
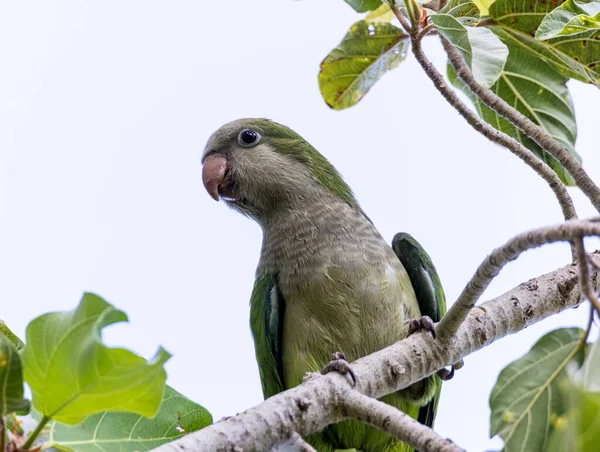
[258,195,420,388]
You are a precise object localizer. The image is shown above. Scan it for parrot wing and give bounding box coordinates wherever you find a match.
[392,232,446,429]
[249,274,286,399]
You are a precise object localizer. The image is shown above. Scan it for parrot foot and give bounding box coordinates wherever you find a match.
[437,367,454,381]
[436,358,465,381]
[321,352,356,386]
[408,315,436,339]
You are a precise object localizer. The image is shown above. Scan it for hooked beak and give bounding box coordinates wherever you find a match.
[202,154,228,201]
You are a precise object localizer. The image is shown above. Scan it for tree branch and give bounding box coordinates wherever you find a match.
[155,256,594,452]
[342,391,464,452]
[272,433,317,452]
[575,238,600,315]
[440,35,600,213]
[394,10,578,224]
[436,220,600,339]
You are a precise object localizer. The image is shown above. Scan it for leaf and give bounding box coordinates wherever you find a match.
[438,0,481,22]
[489,328,585,452]
[447,41,579,185]
[46,385,212,452]
[489,0,600,85]
[365,3,396,22]
[472,0,492,16]
[431,13,508,86]
[21,292,171,425]
[0,320,25,351]
[344,0,383,13]
[578,336,600,391]
[537,0,600,40]
[548,384,600,451]
[0,333,30,415]
[319,20,409,109]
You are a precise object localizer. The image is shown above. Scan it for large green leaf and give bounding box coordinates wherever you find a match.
[548,387,600,451]
[489,0,600,85]
[472,0,492,16]
[21,292,171,424]
[0,320,25,351]
[448,41,579,185]
[365,3,396,22]
[319,20,409,109]
[344,0,383,13]
[46,385,212,452]
[537,0,600,39]
[431,13,508,86]
[0,333,30,415]
[438,0,481,21]
[489,328,585,452]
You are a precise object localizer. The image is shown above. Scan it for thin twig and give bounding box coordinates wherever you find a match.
[388,8,578,225]
[417,23,436,41]
[391,4,412,33]
[437,220,600,340]
[441,35,600,213]
[581,304,595,345]
[342,391,465,452]
[574,238,600,315]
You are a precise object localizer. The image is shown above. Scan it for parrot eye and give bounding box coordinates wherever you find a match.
[238,129,260,147]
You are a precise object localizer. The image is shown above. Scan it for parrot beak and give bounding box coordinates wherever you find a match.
[202,154,228,201]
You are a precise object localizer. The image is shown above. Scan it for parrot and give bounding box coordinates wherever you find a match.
[201,118,448,452]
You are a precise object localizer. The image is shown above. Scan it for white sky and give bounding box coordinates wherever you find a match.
[1,1,599,450]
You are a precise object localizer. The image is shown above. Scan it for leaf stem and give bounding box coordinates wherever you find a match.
[22,415,50,451]
[574,238,600,316]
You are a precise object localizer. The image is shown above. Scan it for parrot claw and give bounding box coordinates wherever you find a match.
[437,366,454,381]
[321,352,356,386]
[408,315,436,339]
[436,358,465,381]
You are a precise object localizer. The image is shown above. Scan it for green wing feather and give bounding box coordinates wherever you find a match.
[249,274,285,399]
[392,232,446,429]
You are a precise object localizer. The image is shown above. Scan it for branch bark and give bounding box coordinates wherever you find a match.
[440,35,600,213]
[437,220,600,339]
[342,391,464,452]
[155,255,596,452]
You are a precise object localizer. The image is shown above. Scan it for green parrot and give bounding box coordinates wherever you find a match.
[202,118,447,452]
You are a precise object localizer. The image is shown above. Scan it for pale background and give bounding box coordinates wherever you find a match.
[1,1,599,451]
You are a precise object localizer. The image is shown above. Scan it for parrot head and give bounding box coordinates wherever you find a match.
[201,118,357,221]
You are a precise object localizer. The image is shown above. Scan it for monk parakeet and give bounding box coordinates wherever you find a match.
[202,119,447,452]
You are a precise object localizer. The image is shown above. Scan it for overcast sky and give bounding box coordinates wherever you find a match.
[1,1,599,450]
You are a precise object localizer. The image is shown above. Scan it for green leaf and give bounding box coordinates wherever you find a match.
[472,0,492,16]
[448,41,579,185]
[46,385,212,452]
[431,14,508,86]
[579,337,600,391]
[0,320,25,351]
[537,0,600,40]
[0,333,30,415]
[489,0,600,85]
[21,292,171,425]
[548,385,600,451]
[365,3,396,22]
[489,328,585,452]
[438,0,481,22]
[345,0,383,13]
[319,20,409,109]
